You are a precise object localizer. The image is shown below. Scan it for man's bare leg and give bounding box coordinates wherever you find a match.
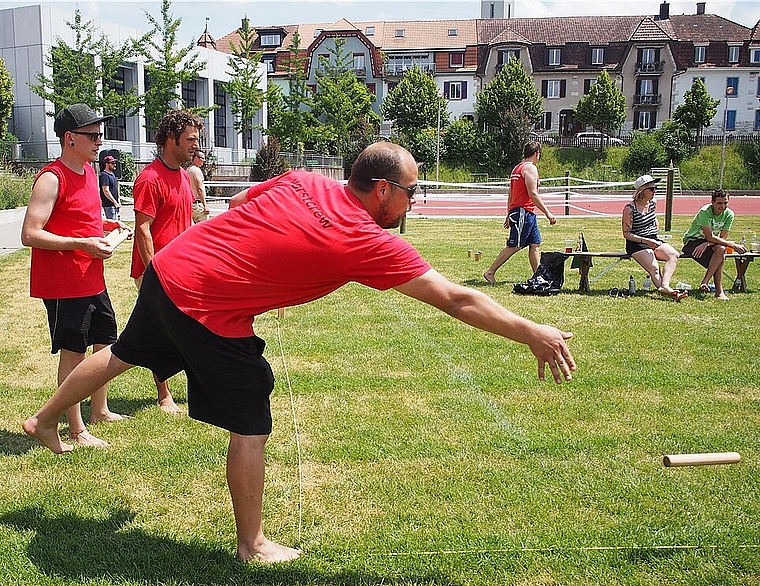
[56,349,107,448]
[23,348,134,453]
[227,432,301,563]
[156,376,183,414]
[483,245,519,285]
[528,243,541,274]
[89,344,131,424]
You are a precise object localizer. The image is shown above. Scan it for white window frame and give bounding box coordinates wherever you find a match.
[353,54,365,70]
[449,52,464,68]
[548,48,561,66]
[751,48,760,63]
[728,45,740,63]
[637,111,653,130]
[263,56,275,73]
[591,48,604,65]
[641,48,657,64]
[448,81,463,100]
[448,28,458,36]
[395,29,405,38]
[547,80,562,99]
[365,26,375,36]
[259,33,281,47]
[694,45,706,63]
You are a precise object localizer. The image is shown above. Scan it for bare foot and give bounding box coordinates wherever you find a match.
[715,292,729,300]
[90,411,132,424]
[237,539,301,564]
[159,397,184,415]
[483,272,496,285]
[22,416,73,454]
[69,429,109,448]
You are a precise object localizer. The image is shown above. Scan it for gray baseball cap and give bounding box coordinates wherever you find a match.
[53,103,113,138]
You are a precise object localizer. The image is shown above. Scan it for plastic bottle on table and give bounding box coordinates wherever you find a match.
[751,233,759,252]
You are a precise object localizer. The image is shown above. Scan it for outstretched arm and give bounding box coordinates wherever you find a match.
[394,268,575,383]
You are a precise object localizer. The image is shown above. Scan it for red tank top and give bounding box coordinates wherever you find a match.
[29,160,106,299]
[508,161,537,213]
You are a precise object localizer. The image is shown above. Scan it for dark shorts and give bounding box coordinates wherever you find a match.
[111,264,274,436]
[682,239,714,268]
[42,292,117,354]
[626,236,663,256]
[103,206,118,220]
[506,207,541,248]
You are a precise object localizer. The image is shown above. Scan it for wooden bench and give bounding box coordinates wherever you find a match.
[562,251,760,293]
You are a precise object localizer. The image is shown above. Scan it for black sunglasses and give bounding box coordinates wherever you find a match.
[70,131,103,142]
[371,177,417,199]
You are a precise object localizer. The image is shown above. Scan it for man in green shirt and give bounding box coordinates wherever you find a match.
[682,189,747,300]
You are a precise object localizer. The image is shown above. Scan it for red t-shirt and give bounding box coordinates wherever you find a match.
[152,171,431,338]
[130,158,193,278]
[509,161,537,213]
[29,160,106,299]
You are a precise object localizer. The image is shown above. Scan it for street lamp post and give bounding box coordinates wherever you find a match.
[435,94,442,183]
[719,85,735,189]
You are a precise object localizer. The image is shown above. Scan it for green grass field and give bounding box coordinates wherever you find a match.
[1,216,758,585]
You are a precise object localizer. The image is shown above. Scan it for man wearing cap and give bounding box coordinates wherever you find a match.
[21,103,131,448]
[682,188,747,300]
[622,174,686,300]
[483,141,556,285]
[131,109,204,414]
[100,155,120,220]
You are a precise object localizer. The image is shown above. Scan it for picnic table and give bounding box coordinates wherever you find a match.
[562,251,760,293]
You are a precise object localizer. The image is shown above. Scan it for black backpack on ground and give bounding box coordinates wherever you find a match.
[513,252,567,296]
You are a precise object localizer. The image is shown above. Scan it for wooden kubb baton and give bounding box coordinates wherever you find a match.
[662,452,741,467]
[105,229,131,252]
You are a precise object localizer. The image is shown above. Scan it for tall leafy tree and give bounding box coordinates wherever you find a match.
[28,9,139,117]
[673,77,720,144]
[475,57,542,167]
[225,17,265,158]
[0,57,13,138]
[380,66,447,134]
[311,38,379,158]
[573,70,626,141]
[265,31,318,152]
[138,0,210,132]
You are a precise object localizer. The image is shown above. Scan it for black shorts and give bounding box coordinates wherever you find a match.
[682,239,714,268]
[626,236,663,256]
[42,292,117,354]
[111,264,274,436]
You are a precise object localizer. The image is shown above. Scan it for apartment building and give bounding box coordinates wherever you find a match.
[0,4,266,163]
[215,1,759,136]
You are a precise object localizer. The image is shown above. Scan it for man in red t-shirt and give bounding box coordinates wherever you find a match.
[131,110,204,414]
[24,142,576,564]
[21,103,131,448]
[483,141,557,285]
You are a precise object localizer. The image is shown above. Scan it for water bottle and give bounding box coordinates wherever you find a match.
[752,233,759,252]
[628,275,636,295]
[676,281,692,290]
[643,275,652,291]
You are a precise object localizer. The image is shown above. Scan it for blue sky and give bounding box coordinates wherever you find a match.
[2,0,759,45]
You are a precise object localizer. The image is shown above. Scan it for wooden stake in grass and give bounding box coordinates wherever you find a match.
[663,452,741,467]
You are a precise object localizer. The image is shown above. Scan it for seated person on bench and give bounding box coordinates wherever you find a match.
[622,175,687,301]
[682,188,746,300]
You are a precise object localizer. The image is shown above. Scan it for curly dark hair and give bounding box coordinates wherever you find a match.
[712,188,730,202]
[155,110,205,149]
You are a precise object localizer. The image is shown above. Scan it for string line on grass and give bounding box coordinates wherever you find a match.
[275,314,304,543]
[372,544,760,557]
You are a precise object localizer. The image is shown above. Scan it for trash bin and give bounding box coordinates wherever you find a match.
[11,143,22,161]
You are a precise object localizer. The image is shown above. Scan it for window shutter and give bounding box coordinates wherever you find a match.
[584,79,591,94]
[443,81,450,99]
[545,111,552,130]
[461,82,468,99]
[560,80,566,98]
[651,111,657,128]
[541,80,548,98]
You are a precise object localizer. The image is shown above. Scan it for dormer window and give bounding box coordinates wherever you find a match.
[591,47,604,65]
[259,33,281,47]
[448,29,458,36]
[728,45,740,63]
[548,48,561,66]
[694,45,706,63]
[365,26,375,36]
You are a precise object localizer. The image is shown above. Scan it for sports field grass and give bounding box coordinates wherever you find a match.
[1,216,758,585]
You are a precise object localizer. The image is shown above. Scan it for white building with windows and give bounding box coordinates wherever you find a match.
[1,4,267,163]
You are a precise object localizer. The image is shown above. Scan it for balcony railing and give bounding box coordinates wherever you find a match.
[633,93,662,106]
[635,60,665,74]
[384,63,436,76]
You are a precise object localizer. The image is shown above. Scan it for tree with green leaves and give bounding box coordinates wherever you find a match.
[475,58,542,167]
[673,77,720,144]
[28,9,139,118]
[573,70,626,143]
[0,57,13,138]
[138,0,210,132]
[311,38,379,158]
[225,17,265,159]
[380,66,447,135]
[265,31,318,153]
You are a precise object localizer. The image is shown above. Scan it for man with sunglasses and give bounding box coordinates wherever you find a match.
[24,141,576,564]
[21,103,130,448]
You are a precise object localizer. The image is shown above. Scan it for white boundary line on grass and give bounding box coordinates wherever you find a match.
[374,544,760,556]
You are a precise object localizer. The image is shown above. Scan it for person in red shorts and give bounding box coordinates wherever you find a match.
[23,142,576,564]
[21,103,131,448]
[131,109,204,414]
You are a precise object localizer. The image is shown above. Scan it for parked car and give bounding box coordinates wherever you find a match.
[529,131,557,146]
[575,131,624,147]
